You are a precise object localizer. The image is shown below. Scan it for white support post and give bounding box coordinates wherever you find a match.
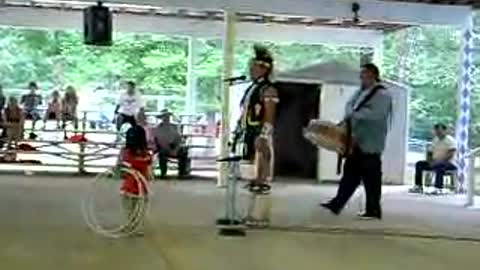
[373,36,384,67]
[185,38,197,114]
[217,11,236,187]
[456,13,474,196]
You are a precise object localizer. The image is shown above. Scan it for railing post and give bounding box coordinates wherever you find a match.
[78,142,86,174]
[78,111,88,174]
[82,111,87,134]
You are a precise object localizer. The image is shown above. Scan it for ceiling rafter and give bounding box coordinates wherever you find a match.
[382,0,477,8]
[3,0,412,32]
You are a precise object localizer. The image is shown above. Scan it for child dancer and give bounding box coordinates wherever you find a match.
[3,96,24,149]
[43,90,62,129]
[118,125,152,236]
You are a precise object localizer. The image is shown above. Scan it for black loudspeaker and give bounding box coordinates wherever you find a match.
[84,2,112,46]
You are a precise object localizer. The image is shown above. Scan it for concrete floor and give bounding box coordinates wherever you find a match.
[1,175,480,270]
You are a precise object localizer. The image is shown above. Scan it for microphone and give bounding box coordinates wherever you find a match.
[223,75,247,82]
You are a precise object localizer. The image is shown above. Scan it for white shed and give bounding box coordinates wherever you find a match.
[275,61,409,185]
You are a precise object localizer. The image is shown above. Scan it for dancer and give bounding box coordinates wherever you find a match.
[237,44,279,194]
[118,125,152,235]
[320,63,392,220]
[43,90,62,129]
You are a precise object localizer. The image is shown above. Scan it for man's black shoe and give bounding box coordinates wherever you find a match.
[320,202,340,215]
[357,212,382,220]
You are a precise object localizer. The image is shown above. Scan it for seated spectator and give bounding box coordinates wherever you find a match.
[3,96,24,149]
[409,123,457,194]
[114,81,144,141]
[153,109,189,178]
[62,85,79,139]
[21,82,42,139]
[135,109,154,149]
[0,85,6,122]
[0,85,6,146]
[43,90,62,129]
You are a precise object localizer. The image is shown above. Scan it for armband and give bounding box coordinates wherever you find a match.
[263,96,279,103]
[263,87,279,103]
[260,123,273,138]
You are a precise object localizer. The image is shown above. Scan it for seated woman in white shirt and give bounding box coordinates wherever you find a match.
[114,81,144,133]
[410,123,457,194]
[61,86,79,139]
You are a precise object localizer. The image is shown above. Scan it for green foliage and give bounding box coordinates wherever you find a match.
[382,26,462,140]
[0,28,188,110]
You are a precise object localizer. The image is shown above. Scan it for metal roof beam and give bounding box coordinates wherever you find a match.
[94,0,473,26]
[0,6,383,46]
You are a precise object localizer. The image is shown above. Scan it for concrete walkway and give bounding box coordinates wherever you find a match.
[1,175,479,270]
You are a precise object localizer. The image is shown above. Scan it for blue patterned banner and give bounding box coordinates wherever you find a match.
[456,22,474,192]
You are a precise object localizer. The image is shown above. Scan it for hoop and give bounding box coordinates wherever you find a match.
[82,164,151,238]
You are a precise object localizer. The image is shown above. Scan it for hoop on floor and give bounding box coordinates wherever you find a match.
[82,164,151,238]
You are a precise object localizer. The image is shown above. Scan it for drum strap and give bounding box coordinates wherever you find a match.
[336,84,385,175]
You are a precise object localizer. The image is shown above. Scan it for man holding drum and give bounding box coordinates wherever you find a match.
[320,63,392,220]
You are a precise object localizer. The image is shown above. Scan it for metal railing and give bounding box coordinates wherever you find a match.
[3,88,184,113]
[0,110,218,174]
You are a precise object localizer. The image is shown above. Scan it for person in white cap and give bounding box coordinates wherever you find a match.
[152,109,189,178]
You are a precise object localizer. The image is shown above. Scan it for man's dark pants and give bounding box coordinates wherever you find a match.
[414,160,457,189]
[116,113,136,131]
[328,147,382,217]
[157,146,189,178]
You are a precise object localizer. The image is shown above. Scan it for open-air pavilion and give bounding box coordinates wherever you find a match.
[0,0,478,202]
[1,0,476,204]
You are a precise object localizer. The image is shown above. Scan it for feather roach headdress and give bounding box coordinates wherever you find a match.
[251,44,273,70]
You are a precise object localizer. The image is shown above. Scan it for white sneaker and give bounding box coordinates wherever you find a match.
[132,230,145,237]
[427,188,444,195]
